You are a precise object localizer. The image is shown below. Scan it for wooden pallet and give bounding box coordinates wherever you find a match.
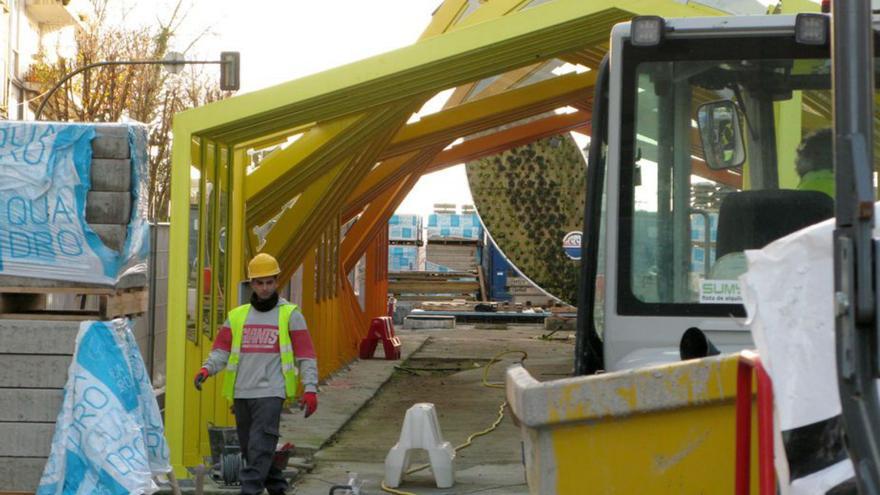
[389,271,476,280]
[0,286,148,320]
[388,271,479,301]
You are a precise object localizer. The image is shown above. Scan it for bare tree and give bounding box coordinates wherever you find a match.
[25,0,231,220]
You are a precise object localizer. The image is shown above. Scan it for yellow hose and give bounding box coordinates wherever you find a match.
[380,350,528,494]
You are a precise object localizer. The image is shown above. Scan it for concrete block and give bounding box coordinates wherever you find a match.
[90,158,131,192]
[404,315,456,330]
[0,423,54,456]
[0,319,79,354]
[544,316,576,332]
[0,457,46,491]
[90,223,128,251]
[392,301,417,326]
[86,191,131,224]
[0,389,63,422]
[0,355,71,388]
[92,126,130,159]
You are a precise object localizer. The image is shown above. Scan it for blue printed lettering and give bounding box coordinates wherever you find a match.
[9,126,25,147]
[83,428,108,458]
[118,445,148,469]
[145,432,163,459]
[33,232,53,257]
[100,413,123,442]
[29,196,48,225]
[83,386,108,409]
[23,131,46,165]
[57,230,83,256]
[106,452,132,476]
[6,197,27,225]
[9,231,30,257]
[52,195,74,224]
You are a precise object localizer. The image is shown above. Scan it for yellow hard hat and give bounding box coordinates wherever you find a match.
[248,253,281,279]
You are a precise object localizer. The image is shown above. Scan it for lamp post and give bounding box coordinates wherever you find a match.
[34,51,240,121]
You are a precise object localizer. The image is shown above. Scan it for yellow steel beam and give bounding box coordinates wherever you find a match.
[419,0,468,39]
[342,150,424,220]
[244,113,361,201]
[166,121,195,477]
[261,159,348,266]
[241,0,463,230]
[439,0,538,107]
[229,149,247,305]
[382,70,595,160]
[246,101,423,227]
[233,122,316,153]
[261,102,415,282]
[174,0,718,143]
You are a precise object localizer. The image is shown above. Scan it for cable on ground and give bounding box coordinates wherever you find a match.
[379,350,528,495]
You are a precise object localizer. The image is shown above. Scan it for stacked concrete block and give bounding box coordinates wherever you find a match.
[507,274,554,307]
[425,243,480,273]
[87,125,133,253]
[0,319,79,491]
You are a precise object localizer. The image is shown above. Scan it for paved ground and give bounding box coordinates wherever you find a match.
[292,323,574,495]
[160,322,574,495]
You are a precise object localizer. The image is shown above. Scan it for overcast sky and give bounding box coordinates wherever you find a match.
[119,0,471,218]
[126,1,805,220]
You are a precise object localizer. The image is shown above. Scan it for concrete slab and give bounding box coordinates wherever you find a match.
[0,457,47,492]
[0,389,63,422]
[92,127,130,160]
[90,223,128,252]
[404,315,455,330]
[0,318,80,354]
[86,191,132,224]
[90,158,131,192]
[292,461,529,494]
[154,324,572,495]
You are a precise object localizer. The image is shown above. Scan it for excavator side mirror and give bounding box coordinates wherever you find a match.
[697,100,747,170]
[680,327,721,360]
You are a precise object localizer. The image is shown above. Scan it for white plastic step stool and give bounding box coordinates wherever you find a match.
[384,403,455,488]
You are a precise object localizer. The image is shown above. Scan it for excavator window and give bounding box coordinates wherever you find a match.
[615,36,863,317]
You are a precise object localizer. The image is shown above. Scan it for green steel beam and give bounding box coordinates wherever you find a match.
[174,0,718,143]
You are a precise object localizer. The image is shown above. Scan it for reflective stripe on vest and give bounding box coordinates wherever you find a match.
[221,303,299,401]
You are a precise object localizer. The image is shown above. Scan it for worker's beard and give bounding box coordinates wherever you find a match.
[250,291,279,312]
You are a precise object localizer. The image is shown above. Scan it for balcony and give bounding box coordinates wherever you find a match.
[25,0,86,29]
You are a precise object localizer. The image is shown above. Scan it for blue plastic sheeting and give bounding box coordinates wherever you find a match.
[0,122,148,285]
[389,245,420,272]
[37,319,170,495]
[426,213,483,240]
[389,214,423,242]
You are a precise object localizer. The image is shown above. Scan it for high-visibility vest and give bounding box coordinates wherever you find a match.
[221,303,299,401]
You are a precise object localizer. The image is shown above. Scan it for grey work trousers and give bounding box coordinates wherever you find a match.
[233,397,287,495]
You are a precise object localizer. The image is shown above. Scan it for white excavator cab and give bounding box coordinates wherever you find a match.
[507,13,880,494]
[588,15,858,372]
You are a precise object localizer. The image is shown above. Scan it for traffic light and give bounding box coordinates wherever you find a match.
[220,51,240,91]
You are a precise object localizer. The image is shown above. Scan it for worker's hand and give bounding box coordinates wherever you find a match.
[298,392,317,418]
[193,368,209,391]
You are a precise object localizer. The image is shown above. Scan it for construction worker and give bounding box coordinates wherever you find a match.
[795,127,834,198]
[193,253,318,495]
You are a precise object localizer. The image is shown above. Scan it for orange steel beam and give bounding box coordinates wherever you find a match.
[424,111,591,174]
[380,71,596,160]
[341,172,423,274]
[343,145,448,220]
